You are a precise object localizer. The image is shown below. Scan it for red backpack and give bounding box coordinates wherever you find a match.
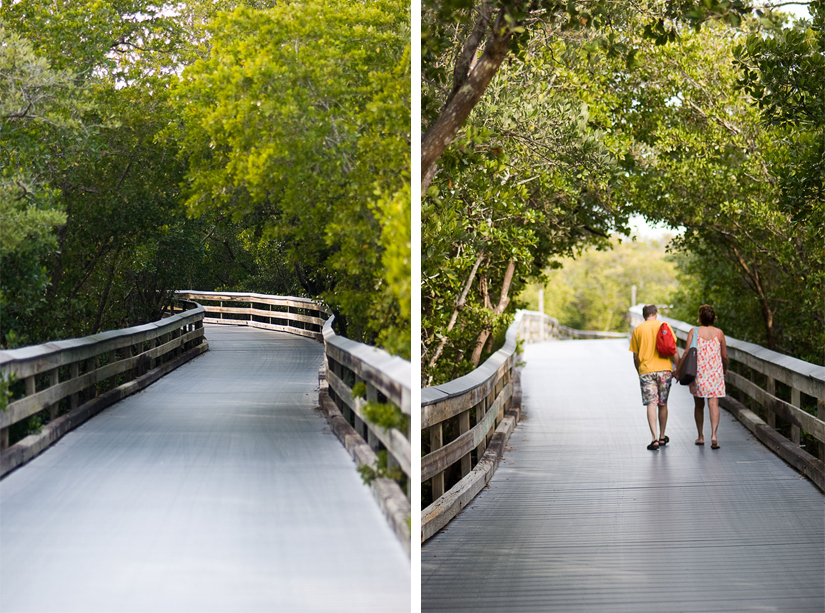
[656,322,677,356]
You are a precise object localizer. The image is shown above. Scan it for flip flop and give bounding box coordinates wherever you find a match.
[695,439,704,446]
[711,440,720,449]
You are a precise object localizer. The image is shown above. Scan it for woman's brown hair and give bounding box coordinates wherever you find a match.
[698,304,716,326]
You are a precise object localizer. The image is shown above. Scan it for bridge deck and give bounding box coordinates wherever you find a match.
[0,324,409,612]
[422,339,824,612]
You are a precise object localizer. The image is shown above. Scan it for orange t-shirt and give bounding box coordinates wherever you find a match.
[629,319,674,375]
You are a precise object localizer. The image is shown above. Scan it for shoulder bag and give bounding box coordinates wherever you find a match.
[679,328,698,386]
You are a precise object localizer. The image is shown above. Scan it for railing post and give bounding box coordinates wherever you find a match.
[790,388,801,446]
[148,338,156,370]
[48,368,60,421]
[124,344,134,382]
[475,401,487,459]
[430,423,444,498]
[70,362,80,409]
[84,358,96,399]
[766,377,776,429]
[366,382,379,451]
[818,399,825,461]
[458,410,471,477]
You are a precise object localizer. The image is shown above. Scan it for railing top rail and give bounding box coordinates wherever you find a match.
[519,310,630,339]
[0,305,205,370]
[176,290,330,312]
[322,318,411,415]
[629,304,825,399]
[422,311,522,407]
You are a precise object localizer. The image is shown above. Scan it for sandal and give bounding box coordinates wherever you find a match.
[647,440,660,451]
[658,435,669,446]
[711,440,720,449]
[695,439,704,446]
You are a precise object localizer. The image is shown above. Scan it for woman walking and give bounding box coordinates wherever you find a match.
[678,304,728,449]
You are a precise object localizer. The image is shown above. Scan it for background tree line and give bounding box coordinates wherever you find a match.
[422,0,823,384]
[1,0,411,358]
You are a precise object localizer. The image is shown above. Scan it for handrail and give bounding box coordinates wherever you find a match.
[175,291,330,341]
[629,305,825,490]
[323,317,411,473]
[176,291,412,550]
[0,302,207,476]
[518,310,630,341]
[321,316,412,553]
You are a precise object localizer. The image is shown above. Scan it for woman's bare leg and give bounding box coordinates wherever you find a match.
[694,396,705,444]
[709,397,720,444]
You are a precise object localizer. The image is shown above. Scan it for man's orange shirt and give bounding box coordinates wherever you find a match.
[629,319,673,375]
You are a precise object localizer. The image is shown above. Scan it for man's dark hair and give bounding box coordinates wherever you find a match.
[643,304,658,319]
[699,304,716,326]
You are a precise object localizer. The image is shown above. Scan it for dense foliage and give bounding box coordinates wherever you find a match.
[172,0,410,353]
[606,12,824,364]
[1,0,411,358]
[523,238,679,332]
[423,1,824,384]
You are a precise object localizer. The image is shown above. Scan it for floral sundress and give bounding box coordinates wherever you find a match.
[689,332,726,398]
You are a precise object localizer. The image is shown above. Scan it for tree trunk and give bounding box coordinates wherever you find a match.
[470,259,516,367]
[421,6,513,186]
[427,252,485,375]
[731,247,775,349]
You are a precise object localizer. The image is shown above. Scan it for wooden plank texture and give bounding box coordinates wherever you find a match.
[0,324,409,612]
[422,339,824,613]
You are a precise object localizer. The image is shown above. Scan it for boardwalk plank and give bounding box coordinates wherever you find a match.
[1,325,409,613]
[422,339,824,613]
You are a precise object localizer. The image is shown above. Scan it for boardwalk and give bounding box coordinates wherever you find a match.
[0,325,409,613]
[422,339,824,612]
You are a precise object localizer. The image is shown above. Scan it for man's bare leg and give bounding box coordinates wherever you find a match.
[658,404,668,441]
[647,402,659,443]
[694,396,705,444]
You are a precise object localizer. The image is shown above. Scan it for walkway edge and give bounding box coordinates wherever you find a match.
[317,367,412,557]
[721,396,825,492]
[0,342,208,479]
[421,369,523,542]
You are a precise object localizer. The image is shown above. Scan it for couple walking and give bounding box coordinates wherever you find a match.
[629,304,729,451]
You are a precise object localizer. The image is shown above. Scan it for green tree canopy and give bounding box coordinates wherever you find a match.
[172,0,411,354]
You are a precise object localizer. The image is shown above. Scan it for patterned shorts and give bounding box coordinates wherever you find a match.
[639,371,673,406]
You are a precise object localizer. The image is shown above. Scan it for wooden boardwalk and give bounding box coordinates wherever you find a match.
[422,339,824,612]
[0,325,409,613]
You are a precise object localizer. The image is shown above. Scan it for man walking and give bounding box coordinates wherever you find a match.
[630,304,677,450]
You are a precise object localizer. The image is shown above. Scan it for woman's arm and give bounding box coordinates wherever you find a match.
[719,329,729,375]
[675,328,693,374]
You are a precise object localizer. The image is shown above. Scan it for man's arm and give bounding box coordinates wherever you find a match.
[633,352,641,374]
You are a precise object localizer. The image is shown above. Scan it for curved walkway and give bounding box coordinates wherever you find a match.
[1,324,409,613]
[422,338,824,612]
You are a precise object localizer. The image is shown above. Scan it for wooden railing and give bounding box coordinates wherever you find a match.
[175,291,330,341]
[176,291,412,551]
[421,310,637,540]
[0,301,207,477]
[322,317,412,551]
[518,310,630,342]
[629,305,825,491]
